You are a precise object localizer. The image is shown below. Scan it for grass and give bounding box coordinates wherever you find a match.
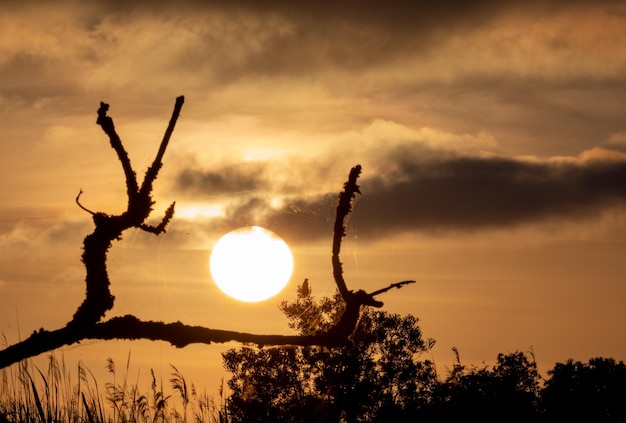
[0,352,228,423]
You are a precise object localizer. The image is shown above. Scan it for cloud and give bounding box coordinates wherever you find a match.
[164,109,626,243]
[184,145,626,243]
[349,148,626,237]
[0,217,89,253]
[0,216,90,287]
[170,120,499,197]
[2,0,624,158]
[176,162,267,197]
[2,0,625,246]
[3,0,622,101]
[606,132,626,151]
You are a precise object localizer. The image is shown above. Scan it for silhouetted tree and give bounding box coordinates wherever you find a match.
[540,357,626,422]
[432,349,541,422]
[0,97,415,370]
[222,281,438,422]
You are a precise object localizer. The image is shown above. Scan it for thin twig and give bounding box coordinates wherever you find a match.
[139,202,176,234]
[75,189,95,215]
[368,280,416,297]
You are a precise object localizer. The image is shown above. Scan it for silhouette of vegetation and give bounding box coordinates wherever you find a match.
[3,349,625,423]
[540,357,626,422]
[222,280,438,422]
[0,96,414,370]
[2,97,625,421]
[222,283,626,422]
[431,349,541,422]
[0,353,227,422]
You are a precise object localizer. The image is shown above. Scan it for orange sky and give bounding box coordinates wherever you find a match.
[1,0,626,394]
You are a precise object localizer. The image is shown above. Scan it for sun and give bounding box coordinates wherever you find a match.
[209,226,294,302]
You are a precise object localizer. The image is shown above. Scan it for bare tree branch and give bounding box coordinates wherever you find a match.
[71,97,184,327]
[332,164,362,300]
[96,101,139,202]
[368,280,416,297]
[149,96,185,178]
[0,97,415,370]
[139,96,185,204]
[139,201,176,235]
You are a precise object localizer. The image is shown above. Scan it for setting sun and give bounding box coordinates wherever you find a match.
[209,226,294,302]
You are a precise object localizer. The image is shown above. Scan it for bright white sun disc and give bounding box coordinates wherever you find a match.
[209,226,294,302]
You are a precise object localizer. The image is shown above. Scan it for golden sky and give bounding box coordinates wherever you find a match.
[1,0,626,391]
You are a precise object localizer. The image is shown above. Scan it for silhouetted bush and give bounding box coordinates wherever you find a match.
[432,350,541,422]
[540,357,626,422]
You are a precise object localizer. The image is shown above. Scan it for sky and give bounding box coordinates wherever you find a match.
[1,0,626,394]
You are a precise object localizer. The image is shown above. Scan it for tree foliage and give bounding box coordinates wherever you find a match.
[224,280,626,422]
[540,357,626,422]
[432,349,541,422]
[222,281,438,422]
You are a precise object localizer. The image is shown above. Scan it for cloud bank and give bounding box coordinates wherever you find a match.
[2,0,625,155]
[171,143,626,243]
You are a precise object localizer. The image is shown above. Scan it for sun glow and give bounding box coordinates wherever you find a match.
[209,226,294,302]
[176,204,225,220]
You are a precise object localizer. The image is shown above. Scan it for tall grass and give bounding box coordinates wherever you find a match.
[0,352,228,422]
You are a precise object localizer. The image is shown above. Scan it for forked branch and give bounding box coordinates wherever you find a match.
[69,96,185,327]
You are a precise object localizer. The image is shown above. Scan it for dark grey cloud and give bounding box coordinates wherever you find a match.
[3,0,624,136]
[6,0,612,85]
[170,156,345,201]
[264,195,339,243]
[95,0,615,30]
[199,148,626,243]
[0,54,87,114]
[350,153,626,238]
[175,162,267,197]
[176,0,620,80]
